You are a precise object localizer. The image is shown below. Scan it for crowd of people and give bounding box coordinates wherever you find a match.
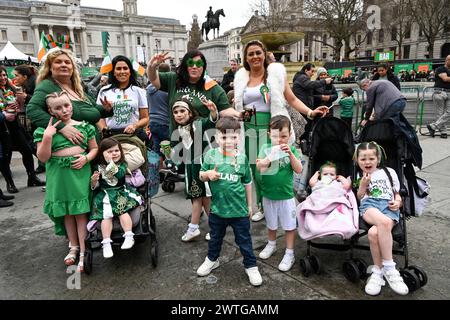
[2,44,446,297]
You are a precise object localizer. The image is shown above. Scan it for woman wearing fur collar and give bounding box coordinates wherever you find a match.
[234,40,329,222]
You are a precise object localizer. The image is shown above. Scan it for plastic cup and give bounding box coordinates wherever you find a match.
[160,140,171,157]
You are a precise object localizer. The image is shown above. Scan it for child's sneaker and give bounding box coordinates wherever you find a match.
[245,267,263,286]
[383,269,409,295]
[278,254,295,272]
[121,234,135,250]
[251,210,265,222]
[102,240,113,259]
[365,273,385,296]
[181,228,201,242]
[259,243,276,260]
[197,257,220,276]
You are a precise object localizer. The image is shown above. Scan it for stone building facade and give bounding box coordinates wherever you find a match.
[0,0,188,66]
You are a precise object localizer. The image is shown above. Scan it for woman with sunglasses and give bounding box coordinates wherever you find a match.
[147,50,233,133]
[233,40,329,223]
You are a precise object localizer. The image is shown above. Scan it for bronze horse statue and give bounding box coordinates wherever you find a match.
[202,9,225,41]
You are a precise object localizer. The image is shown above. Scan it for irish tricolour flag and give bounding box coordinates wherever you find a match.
[37,32,49,63]
[100,54,113,74]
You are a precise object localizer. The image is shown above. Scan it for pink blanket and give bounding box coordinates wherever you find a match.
[297,181,359,240]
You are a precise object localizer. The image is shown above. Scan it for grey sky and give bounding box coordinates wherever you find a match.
[41,0,252,33]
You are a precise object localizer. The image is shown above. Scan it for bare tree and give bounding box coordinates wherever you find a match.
[248,0,300,32]
[408,0,449,58]
[387,0,411,59]
[303,0,366,61]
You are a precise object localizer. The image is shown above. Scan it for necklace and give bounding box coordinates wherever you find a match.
[54,79,83,101]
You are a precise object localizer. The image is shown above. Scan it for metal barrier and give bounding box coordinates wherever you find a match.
[334,88,364,135]
[415,87,450,136]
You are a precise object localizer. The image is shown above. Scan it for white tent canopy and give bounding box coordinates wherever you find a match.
[0,41,38,63]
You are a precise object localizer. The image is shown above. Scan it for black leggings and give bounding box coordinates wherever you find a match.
[0,119,36,178]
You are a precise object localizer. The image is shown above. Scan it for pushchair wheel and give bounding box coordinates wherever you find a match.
[299,257,313,277]
[400,269,421,292]
[408,265,428,287]
[309,255,321,275]
[354,258,369,280]
[159,172,165,184]
[84,250,93,275]
[343,260,361,283]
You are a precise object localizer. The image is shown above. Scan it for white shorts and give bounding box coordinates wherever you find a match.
[262,197,297,231]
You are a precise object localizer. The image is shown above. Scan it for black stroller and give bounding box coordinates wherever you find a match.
[298,117,363,277]
[353,118,428,293]
[83,135,159,274]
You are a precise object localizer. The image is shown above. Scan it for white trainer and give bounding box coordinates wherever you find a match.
[197,257,220,276]
[383,269,409,295]
[245,267,263,286]
[181,228,201,242]
[365,273,385,296]
[251,210,265,222]
[205,233,211,241]
[102,242,114,259]
[259,244,277,260]
[278,254,295,272]
[121,236,135,250]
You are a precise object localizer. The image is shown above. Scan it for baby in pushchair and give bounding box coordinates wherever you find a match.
[297,161,358,241]
[89,137,144,258]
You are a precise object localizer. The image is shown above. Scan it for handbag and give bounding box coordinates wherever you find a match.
[125,169,146,188]
[404,176,431,217]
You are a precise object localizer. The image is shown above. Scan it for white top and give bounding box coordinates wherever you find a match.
[97,85,148,130]
[360,168,400,201]
[243,83,270,113]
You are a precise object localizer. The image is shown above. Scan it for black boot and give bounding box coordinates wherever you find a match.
[5,179,18,194]
[35,164,46,174]
[0,189,14,201]
[27,173,45,187]
[0,199,14,208]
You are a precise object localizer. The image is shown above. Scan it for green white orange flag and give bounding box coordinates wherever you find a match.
[100,54,113,74]
[132,59,145,76]
[38,32,49,63]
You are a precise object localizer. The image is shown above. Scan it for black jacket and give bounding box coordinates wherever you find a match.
[313,83,338,108]
[372,73,401,91]
[292,73,327,108]
[221,69,235,93]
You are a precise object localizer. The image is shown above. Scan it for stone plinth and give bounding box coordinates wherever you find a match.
[198,38,228,81]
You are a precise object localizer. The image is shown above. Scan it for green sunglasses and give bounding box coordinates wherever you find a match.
[187,58,205,68]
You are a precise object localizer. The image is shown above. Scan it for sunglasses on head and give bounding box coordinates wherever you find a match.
[187,58,205,68]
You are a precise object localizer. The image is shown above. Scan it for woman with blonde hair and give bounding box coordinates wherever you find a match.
[27,48,113,143]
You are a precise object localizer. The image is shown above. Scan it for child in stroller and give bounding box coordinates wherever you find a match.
[83,134,158,274]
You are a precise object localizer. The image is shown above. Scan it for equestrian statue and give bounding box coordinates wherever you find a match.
[202,7,225,41]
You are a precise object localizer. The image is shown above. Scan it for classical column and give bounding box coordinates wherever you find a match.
[131,32,137,60]
[173,38,178,62]
[317,35,322,60]
[32,25,40,56]
[123,31,130,57]
[311,35,316,62]
[301,39,305,62]
[80,28,88,64]
[147,33,153,59]
[69,27,76,56]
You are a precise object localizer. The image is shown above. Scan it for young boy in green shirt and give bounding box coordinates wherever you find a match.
[197,117,263,286]
[339,88,356,129]
[256,116,303,272]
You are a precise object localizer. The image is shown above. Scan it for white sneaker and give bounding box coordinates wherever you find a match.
[365,273,385,296]
[278,254,295,272]
[251,210,265,222]
[181,228,201,242]
[259,244,277,260]
[205,233,211,241]
[102,242,114,259]
[383,269,409,295]
[121,236,135,250]
[245,267,263,286]
[197,257,220,276]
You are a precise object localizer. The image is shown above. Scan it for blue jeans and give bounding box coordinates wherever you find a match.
[379,98,406,122]
[149,122,170,156]
[208,213,257,269]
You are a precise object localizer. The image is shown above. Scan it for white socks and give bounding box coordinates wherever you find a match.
[188,223,199,233]
[285,248,294,257]
[382,260,396,272]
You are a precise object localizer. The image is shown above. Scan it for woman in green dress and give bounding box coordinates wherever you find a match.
[35,91,98,273]
[27,48,114,143]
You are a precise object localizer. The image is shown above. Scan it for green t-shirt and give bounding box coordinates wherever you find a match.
[339,96,355,118]
[159,72,230,132]
[257,143,300,200]
[201,148,252,218]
